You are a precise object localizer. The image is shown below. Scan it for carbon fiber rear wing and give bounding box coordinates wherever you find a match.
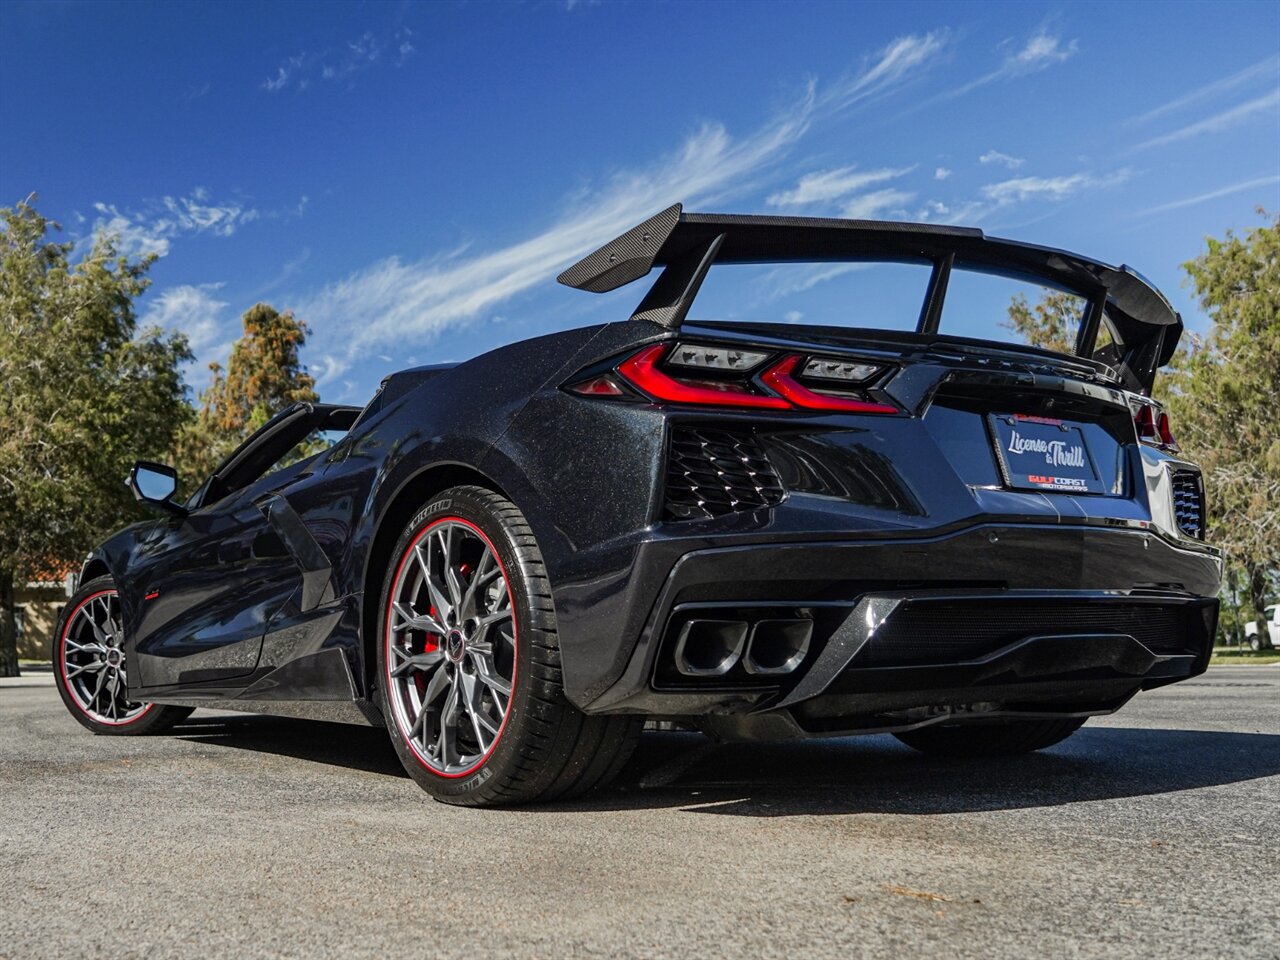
[557,204,1183,382]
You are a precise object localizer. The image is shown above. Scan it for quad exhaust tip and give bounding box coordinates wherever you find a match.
[673,617,813,678]
[673,620,748,676]
[743,619,812,675]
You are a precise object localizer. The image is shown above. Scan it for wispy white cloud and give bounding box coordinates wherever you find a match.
[766,165,915,207]
[938,28,1078,102]
[822,31,948,110]
[263,27,415,93]
[979,149,1024,169]
[263,54,306,92]
[752,263,871,302]
[1005,30,1078,72]
[841,188,916,219]
[298,33,949,378]
[1136,174,1280,216]
[934,167,951,180]
[394,28,415,65]
[90,188,261,257]
[908,169,1131,228]
[980,169,1131,205]
[1126,55,1280,125]
[1132,89,1280,151]
[139,283,233,386]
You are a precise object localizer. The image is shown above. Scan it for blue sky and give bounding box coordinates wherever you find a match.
[3,0,1278,404]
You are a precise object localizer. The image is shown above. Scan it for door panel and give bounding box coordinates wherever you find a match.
[122,403,362,693]
[129,489,301,689]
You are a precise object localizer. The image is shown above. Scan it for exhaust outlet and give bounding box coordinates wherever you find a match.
[673,620,749,676]
[743,619,812,675]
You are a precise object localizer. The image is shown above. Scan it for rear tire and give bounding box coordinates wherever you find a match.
[376,485,642,806]
[54,576,193,736]
[893,717,1086,757]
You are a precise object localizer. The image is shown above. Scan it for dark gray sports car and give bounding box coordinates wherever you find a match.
[55,205,1221,805]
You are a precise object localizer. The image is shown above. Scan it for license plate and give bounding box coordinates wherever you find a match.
[988,413,1105,495]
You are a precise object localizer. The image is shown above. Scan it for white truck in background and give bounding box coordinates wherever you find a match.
[1244,605,1279,651]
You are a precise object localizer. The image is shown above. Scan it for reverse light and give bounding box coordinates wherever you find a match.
[801,357,881,383]
[618,344,790,409]
[667,343,770,372]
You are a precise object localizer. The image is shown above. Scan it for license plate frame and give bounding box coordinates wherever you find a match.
[987,413,1106,495]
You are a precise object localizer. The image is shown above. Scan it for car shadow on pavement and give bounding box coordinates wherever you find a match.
[172,713,407,777]
[590,726,1280,817]
[169,712,1280,817]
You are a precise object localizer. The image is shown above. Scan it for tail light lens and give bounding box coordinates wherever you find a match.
[617,344,790,409]
[1134,404,1157,440]
[568,341,899,414]
[760,355,899,414]
[1133,401,1178,452]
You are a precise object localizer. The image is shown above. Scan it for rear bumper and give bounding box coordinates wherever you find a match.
[568,521,1220,729]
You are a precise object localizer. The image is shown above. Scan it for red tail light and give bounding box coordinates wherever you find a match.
[1133,402,1178,451]
[617,344,790,409]
[573,342,900,415]
[759,355,899,415]
[1134,404,1157,440]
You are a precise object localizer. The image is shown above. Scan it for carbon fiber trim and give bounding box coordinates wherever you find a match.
[555,205,1181,338]
[556,203,682,293]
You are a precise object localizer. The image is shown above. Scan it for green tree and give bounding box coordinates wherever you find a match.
[179,303,318,483]
[1002,290,1087,354]
[0,197,192,676]
[1003,212,1280,632]
[1164,211,1280,625]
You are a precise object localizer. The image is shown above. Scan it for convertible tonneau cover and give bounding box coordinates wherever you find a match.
[557,204,1181,367]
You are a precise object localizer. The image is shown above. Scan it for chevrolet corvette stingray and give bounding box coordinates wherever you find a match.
[55,205,1221,806]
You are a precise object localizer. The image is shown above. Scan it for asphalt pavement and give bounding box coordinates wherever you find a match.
[1,667,1278,960]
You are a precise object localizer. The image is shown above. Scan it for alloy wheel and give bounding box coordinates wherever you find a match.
[59,590,152,725]
[385,518,516,777]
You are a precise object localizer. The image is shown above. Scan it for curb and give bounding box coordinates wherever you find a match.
[0,673,57,688]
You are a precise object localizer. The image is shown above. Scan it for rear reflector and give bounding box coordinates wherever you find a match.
[569,375,625,397]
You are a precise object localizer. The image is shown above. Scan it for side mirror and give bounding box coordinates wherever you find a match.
[127,461,186,517]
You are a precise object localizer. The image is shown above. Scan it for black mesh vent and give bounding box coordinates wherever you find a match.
[664,428,786,520]
[1171,470,1205,540]
[857,599,1193,667]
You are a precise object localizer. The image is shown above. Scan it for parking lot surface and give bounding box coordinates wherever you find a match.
[2,667,1278,959]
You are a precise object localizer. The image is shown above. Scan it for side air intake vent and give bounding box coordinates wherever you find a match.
[1170,470,1205,540]
[664,428,786,520]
